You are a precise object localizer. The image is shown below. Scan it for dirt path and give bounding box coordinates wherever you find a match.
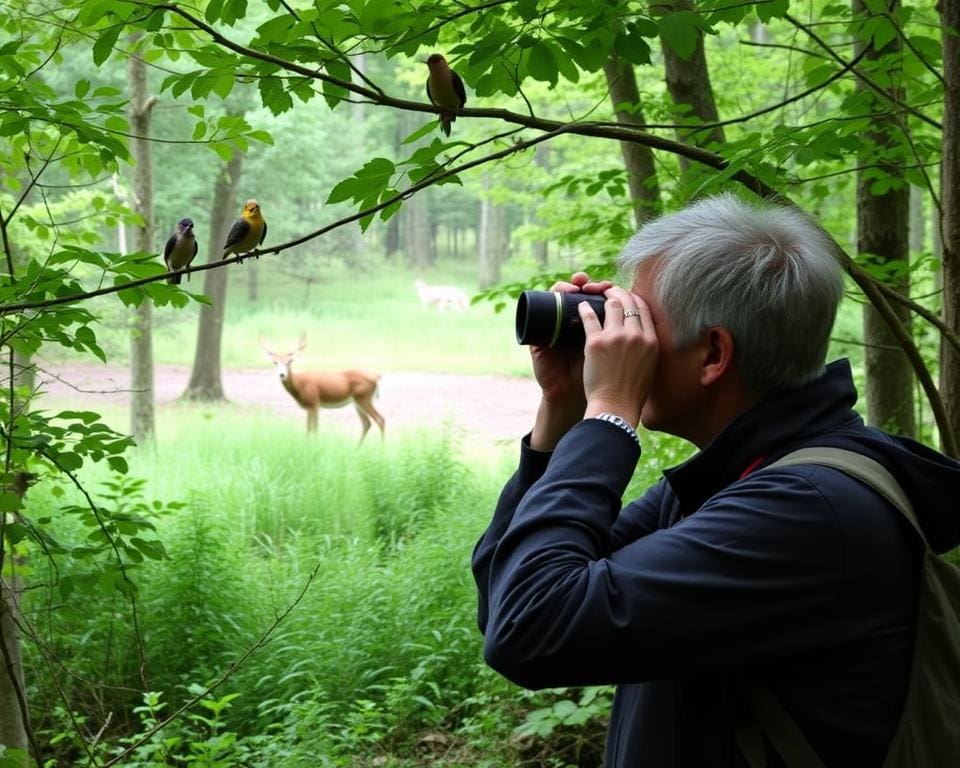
[36,362,542,445]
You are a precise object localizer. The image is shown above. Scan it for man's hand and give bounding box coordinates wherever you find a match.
[529,272,612,451]
[579,286,659,427]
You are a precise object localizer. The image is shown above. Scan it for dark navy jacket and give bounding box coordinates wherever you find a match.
[472,359,960,767]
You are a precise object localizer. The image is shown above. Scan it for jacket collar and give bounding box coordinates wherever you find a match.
[663,359,863,515]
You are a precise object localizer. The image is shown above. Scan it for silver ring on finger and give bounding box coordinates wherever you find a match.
[623,309,642,319]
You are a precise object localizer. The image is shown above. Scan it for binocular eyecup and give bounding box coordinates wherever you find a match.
[515,290,607,348]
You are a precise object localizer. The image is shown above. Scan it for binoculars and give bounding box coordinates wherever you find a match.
[515,290,607,348]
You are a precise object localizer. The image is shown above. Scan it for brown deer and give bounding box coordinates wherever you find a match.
[260,336,385,444]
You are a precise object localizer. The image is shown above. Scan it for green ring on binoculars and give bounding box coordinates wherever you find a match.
[548,292,563,348]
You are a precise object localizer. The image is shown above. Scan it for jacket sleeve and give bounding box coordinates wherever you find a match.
[472,434,552,633]
[480,420,859,690]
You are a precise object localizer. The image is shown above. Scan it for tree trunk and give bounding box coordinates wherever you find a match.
[657,0,725,171]
[939,0,960,454]
[349,54,368,268]
[182,151,243,401]
[603,51,662,226]
[478,174,502,289]
[532,144,551,266]
[855,0,914,438]
[0,472,33,766]
[405,194,431,269]
[933,192,943,294]
[478,179,492,289]
[247,260,259,303]
[385,213,400,258]
[0,569,27,765]
[909,185,925,255]
[127,39,156,444]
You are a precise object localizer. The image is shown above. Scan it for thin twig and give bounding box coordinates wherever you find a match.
[785,12,941,130]
[100,554,327,767]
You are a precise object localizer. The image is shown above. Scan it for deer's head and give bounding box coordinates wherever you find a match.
[259,335,306,382]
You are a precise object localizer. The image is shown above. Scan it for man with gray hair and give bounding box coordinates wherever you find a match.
[473,193,960,766]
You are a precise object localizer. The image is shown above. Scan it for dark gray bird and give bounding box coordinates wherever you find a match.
[163,218,198,285]
[425,53,467,137]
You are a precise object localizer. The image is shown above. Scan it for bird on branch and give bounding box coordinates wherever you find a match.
[222,199,267,262]
[163,217,198,284]
[425,53,466,137]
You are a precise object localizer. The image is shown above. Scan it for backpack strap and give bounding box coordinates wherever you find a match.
[734,446,917,768]
[767,447,925,548]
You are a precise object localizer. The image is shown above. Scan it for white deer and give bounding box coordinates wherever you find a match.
[414,279,470,313]
[260,336,385,444]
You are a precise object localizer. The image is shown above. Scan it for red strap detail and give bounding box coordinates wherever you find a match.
[739,455,767,480]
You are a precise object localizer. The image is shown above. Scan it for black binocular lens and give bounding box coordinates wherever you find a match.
[515,290,607,347]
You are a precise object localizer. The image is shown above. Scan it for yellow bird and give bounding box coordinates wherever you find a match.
[221,199,267,261]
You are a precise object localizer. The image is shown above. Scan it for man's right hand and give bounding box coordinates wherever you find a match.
[529,272,612,451]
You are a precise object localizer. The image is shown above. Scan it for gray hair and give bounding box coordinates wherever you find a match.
[618,193,844,393]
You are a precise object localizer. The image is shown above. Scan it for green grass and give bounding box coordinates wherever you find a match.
[22,413,548,767]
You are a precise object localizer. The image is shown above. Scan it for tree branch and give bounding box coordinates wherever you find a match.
[785,12,942,130]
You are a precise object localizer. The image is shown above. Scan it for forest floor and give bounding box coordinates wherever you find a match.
[35,362,542,448]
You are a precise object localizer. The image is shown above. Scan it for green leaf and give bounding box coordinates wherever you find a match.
[0,493,22,512]
[205,0,225,23]
[527,42,558,85]
[756,0,789,23]
[248,130,273,145]
[403,120,438,146]
[75,79,91,99]
[93,25,122,66]
[659,12,700,60]
[259,77,295,116]
[517,0,539,21]
[872,17,897,50]
[130,537,166,560]
[56,452,83,472]
[327,178,362,205]
[3,522,27,545]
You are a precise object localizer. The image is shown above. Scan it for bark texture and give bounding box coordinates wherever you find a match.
[856,0,913,437]
[940,0,960,454]
[182,151,243,401]
[603,51,662,226]
[657,0,725,170]
[0,574,28,764]
[127,42,156,444]
[478,174,504,289]
[0,472,32,765]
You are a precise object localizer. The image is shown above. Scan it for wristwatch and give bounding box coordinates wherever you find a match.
[593,412,640,445]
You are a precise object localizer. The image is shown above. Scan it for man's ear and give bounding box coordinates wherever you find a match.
[700,326,736,387]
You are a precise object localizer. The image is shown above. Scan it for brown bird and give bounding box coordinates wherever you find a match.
[425,53,467,137]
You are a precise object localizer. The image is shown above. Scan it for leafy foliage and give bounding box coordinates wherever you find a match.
[0,0,951,765]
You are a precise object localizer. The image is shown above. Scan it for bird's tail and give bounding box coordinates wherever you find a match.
[168,273,182,285]
[441,114,453,136]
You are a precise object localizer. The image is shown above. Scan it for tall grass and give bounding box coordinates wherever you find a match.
[23,413,540,766]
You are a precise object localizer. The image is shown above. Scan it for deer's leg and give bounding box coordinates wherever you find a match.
[357,397,386,441]
[354,404,372,445]
[307,408,318,434]
[354,389,386,440]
